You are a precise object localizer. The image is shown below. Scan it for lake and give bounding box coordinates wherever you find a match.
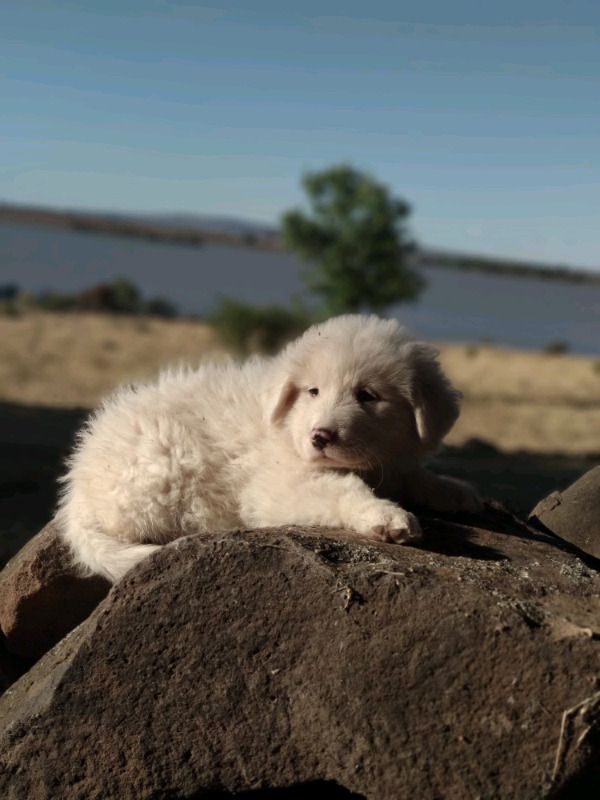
[1,221,599,355]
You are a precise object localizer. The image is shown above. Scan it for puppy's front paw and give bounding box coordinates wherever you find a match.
[357,503,422,545]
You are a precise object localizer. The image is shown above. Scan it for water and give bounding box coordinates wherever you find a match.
[390,267,600,354]
[1,221,599,355]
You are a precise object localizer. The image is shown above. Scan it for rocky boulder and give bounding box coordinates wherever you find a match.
[0,521,110,659]
[1,510,600,799]
[530,466,600,559]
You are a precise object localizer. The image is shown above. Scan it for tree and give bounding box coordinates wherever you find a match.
[281,164,425,317]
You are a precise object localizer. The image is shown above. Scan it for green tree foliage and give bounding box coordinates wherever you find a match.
[281,164,425,316]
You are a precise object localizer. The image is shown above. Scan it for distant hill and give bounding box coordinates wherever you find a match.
[133,212,279,238]
[1,201,598,285]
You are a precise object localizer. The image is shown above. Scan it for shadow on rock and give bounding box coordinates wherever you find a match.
[0,402,87,566]
[417,516,506,561]
[432,438,600,517]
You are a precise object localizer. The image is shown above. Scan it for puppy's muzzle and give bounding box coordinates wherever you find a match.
[311,428,337,451]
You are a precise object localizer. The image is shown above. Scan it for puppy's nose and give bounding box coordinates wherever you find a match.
[311,428,336,450]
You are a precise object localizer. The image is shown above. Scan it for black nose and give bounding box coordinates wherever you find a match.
[311,428,336,450]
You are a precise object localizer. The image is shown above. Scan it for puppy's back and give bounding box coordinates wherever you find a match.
[57,358,271,580]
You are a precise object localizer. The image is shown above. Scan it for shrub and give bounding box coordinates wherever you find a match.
[36,291,77,311]
[143,297,179,318]
[542,340,570,356]
[109,276,142,313]
[0,284,20,315]
[209,296,312,355]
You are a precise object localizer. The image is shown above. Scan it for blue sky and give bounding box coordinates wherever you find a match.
[3,0,600,268]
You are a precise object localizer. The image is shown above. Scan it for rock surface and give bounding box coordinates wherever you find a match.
[530,466,600,559]
[0,521,110,659]
[1,511,600,799]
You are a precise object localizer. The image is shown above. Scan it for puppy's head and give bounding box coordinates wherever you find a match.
[268,314,460,470]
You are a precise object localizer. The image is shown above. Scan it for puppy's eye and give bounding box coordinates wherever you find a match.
[308,387,319,397]
[355,388,379,403]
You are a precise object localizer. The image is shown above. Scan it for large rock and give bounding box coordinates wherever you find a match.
[0,521,110,659]
[530,466,600,558]
[0,640,32,696]
[1,515,600,799]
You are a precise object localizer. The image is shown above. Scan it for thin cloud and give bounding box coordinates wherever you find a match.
[305,15,600,44]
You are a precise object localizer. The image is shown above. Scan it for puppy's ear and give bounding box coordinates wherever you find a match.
[269,378,300,425]
[408,344,461,452]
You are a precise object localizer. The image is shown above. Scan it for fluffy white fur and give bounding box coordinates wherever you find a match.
[57,314,481,582]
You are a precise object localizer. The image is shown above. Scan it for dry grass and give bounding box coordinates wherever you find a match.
[0,311,226,408]
[438,343,600,455]
[1,312,599,455]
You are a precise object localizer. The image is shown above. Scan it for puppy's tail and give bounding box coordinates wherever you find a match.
[55,508,162,584]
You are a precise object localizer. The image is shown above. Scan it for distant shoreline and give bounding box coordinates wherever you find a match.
[1,201,599,286]
[417,251,600,285]
[0,203,283,252]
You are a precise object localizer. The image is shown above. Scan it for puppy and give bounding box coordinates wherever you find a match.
[56,314,481,581]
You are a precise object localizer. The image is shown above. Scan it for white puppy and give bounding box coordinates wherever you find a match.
[57,314,481,582]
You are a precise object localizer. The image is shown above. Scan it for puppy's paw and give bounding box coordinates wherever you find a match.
[357,503,422,545]
[428,475,483,514]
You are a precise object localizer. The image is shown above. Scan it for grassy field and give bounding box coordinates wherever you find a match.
[1,310,598,455]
